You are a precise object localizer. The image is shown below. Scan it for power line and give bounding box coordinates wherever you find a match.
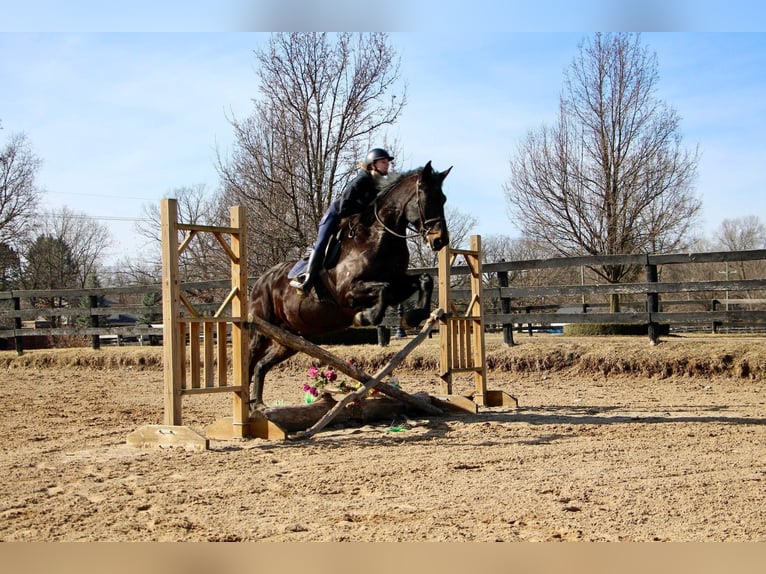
[45,190,158,202]
[45,211,153,222]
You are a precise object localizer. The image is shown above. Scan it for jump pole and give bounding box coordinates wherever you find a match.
[438,235,517,411]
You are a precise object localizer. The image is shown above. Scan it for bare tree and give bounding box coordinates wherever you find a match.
[136,184,231,282]
[714,216,766,293]
[217,32,406,275]
[27,208,112,289]
[715,216,766,251]
[407,206,477,268]
[482,234,579,295]
[505,33,700,310]
[1,131,44,248]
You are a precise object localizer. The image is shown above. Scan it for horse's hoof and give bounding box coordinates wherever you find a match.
[248,400,266,413]
[353,312,370,327]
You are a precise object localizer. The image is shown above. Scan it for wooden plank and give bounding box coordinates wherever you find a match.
[469,235,487,403]
[161,199,184,426]
[176,223,241,234]
[229,205,250,438]
[204,322,215,387]
[487,310,766,325]
[178,322,187,388]
[3,247,764,305]
[126,425,208,451]
[493,278,766,299]
[217,322,227,387]
[181,386,244,395]
[189,322,201,389]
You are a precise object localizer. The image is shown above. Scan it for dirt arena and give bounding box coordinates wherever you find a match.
[1,334,765,542]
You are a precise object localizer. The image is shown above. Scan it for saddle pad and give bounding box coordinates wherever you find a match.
[287,258,308,279]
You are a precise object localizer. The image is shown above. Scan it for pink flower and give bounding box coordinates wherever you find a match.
[324,369,337,382]
[307,366,319,378]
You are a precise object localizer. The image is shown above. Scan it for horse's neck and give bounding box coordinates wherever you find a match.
[375,184,414,234]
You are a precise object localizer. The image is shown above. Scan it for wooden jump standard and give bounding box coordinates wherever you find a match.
[128,199,251,450]
[438,235,517,410]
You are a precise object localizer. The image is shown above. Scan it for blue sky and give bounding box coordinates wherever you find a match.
[2,4,766,264]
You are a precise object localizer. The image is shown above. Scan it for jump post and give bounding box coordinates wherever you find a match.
[438,235,518,411]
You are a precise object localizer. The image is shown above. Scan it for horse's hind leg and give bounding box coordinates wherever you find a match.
[249,340,297,410]
[401,273,434,328]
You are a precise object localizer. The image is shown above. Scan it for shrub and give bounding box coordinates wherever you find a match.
[562,323,670,336]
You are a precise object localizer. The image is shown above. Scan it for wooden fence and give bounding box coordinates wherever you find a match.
[2,248,766,352]
[420,248,766,344]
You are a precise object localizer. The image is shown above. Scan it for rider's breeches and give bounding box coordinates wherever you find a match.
[312,204,340,259]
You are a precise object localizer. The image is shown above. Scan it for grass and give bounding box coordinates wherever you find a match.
[3,331,766,379]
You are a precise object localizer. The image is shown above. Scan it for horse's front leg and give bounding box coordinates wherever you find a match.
[345,280,393,327]
[401,273,434,328]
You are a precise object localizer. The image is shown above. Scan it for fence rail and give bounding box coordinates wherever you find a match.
[2,248,766,351]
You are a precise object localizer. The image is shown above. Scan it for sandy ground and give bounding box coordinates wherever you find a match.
[1,351,765,542]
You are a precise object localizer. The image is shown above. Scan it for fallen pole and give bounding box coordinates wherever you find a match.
[245,308,445,420]
[292,308,444,440]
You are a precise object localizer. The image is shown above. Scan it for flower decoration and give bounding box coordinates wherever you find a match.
[302,363,396,403]
[303,365,359,403]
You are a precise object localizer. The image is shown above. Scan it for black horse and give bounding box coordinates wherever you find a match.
[247,161,452,408]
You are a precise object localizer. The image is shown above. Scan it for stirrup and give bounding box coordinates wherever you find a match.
[289,275,306,289]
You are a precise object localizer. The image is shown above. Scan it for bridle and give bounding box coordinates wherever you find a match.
[373,174,445,241]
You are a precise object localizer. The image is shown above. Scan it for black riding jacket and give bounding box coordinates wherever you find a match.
[333,169,379,218]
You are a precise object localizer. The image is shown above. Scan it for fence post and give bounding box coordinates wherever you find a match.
[13,296,23,356]
[497,267,514,346]
[645,260,659,344]
[526,306,533,337]
[89,294,101,350]
[711,299,720,334]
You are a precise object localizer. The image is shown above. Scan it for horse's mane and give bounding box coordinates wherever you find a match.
[343,167,422,230]
[375,167,421,197]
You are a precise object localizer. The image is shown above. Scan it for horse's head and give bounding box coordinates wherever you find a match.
[415,161,451,251]
[373,161,451,250]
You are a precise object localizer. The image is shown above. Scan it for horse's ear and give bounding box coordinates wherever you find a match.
[435,165,453,184]
[422,161,433,179]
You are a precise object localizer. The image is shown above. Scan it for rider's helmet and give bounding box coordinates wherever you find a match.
[365,148,394,169]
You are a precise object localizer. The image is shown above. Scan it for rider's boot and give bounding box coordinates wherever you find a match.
[289,249,321,293]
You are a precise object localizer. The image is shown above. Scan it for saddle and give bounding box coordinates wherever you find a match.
[287,228,344,280]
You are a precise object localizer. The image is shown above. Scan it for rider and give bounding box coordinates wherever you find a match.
[290,147,394,293]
